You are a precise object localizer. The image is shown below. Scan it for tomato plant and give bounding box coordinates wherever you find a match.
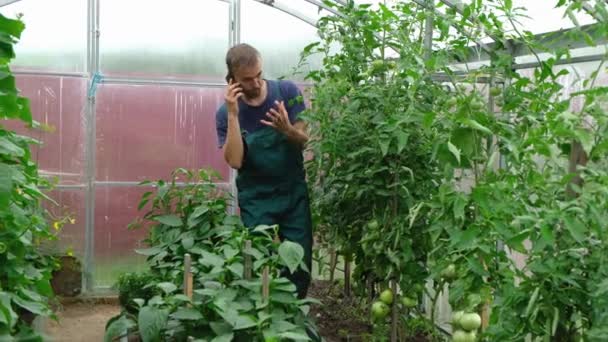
[303,0,442,306]
[302,0,608,340]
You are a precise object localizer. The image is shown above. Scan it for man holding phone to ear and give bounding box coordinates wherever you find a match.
[215,43,312,299]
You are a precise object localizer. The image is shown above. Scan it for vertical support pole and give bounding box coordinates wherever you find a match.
[567,141,587,199]
[227,0,241,216]
[184,254,193,300]
[243,240,253,280]
[84,0,100,293]
[262,266,270,302]
[344,256,351,297]
[329,247,337,282]
[390,280,398,342]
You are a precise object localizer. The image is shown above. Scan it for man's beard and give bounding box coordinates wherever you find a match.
[243,88,261,100]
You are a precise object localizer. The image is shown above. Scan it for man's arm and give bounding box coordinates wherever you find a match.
[261,100,309,149]
[284,120,309,147]
[223,80,245,169]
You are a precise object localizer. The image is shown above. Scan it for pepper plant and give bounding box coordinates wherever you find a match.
[106,169,320,341]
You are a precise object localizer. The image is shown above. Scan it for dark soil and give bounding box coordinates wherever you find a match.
[50,256,82,297]
[308,280,373,341]
[308,281,433,342]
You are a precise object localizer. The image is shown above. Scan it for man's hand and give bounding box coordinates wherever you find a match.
[262,100,309,147]
[223,79,245,169]
[261,100,292,134]
[226,79,243,116]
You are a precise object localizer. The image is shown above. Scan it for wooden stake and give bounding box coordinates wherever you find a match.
[367,277,374,303]
[329,247,337,282]
[262,266,270,302]
[482,302,490,330]
[344,257,351,297]
[390,280,398,342]
[567,140,587,199]
[183,254,193,300]
[243,240,252,280]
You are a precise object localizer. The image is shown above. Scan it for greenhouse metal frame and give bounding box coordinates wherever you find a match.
[0,0,606,294]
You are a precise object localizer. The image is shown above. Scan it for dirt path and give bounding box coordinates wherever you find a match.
[41,300,121,342]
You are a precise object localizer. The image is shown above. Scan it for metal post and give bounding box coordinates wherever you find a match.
[84,0,100,293]
[227,0,241,215]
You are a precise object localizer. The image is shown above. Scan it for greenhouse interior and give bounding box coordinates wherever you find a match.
[1,0,608,341]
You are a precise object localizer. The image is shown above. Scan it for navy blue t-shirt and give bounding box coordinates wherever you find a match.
[215,80,305,148]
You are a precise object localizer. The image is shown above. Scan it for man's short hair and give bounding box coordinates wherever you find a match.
[225,43,261,82]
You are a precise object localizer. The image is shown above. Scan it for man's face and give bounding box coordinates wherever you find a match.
[233,59,263,100]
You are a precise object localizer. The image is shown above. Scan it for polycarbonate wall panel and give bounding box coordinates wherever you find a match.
[94,186,151,287]
[242,0,322,81]
[99,0,229,80]
[3,75,87,186]
[95,84,230,182]
[0,0,86,72]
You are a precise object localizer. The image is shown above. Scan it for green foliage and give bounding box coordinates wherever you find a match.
[303,0,608,340]
[303,1,442,298]
[115,271,162,315]
[0,12,58,340]
[107,169,319,341]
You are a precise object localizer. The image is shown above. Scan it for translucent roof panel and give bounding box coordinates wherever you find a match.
[243,0,324,81]
[252,0,336,26]
[0,0,86,73]
[459,0,597,35]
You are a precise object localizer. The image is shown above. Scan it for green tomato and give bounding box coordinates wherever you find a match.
[452,330,477,342]
[489,87,502,96]
[412,283,424,294]
[371,301,390,319]
[471,100,485,110]
[445,97,458,107]
[441,264,457,280]
[463,331,477,342]
[401,296,417,308]
[368,60,386,74]
[367,220,379,230]
[371,59,385,69]
[0,242,6,254]
[460,313,481,331]
[452,310,464,328]
[379,289,393,305]
[453,330,476,342]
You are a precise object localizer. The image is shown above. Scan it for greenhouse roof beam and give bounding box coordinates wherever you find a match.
[513,52,607,70]
[0,0,21,7]
[581,0,604,22]
[459,23,608,64]
[252,1,318,26]
[302,0,344,18]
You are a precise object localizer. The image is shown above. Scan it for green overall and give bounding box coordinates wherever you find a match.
[236,83,313,299]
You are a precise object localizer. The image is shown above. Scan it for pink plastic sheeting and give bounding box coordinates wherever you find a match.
[4,75,87,186]
[94,186,151,263]
[95,84,230,182]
